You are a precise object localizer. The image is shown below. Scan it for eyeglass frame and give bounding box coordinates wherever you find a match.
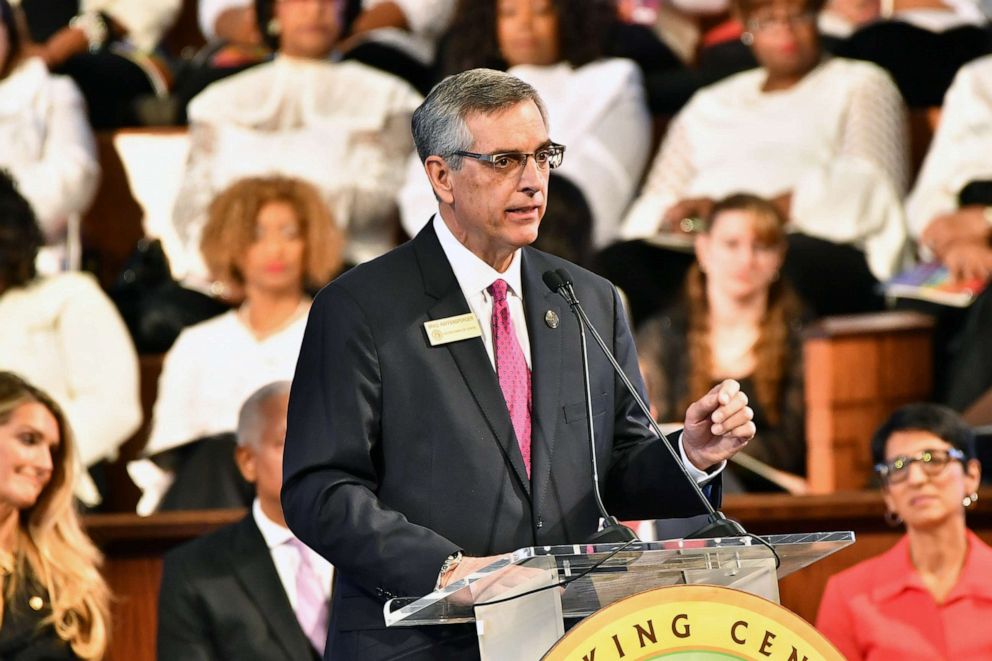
[874,447,967,485]
[452,142,566,174]
[745,9,817,32]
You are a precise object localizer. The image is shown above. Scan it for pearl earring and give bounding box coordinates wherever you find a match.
[963,492,979,507]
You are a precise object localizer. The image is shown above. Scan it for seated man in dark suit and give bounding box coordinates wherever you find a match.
[157,381,333,661]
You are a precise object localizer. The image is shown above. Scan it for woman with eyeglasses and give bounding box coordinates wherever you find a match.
[816,403,991,660]
[609,0,909,325]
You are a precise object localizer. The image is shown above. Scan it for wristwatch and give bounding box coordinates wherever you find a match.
[436,551,463,589]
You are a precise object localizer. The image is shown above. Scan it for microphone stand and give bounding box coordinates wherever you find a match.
[548,269,746,540]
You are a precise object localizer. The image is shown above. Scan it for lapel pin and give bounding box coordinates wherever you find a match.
[545,310,559,329]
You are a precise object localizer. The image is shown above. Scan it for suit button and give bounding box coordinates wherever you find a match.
[536,519,543,529]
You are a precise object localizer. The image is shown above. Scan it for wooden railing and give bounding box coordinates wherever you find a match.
[89,489,992,661]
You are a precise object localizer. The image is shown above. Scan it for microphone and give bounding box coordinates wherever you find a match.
[544,268,746,540]
[541,271,638,544]
[542,271,638,544]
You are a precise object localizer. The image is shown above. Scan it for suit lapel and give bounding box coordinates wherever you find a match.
[229,516,314,660]
[414,223,532,498]
[521,249,563,514]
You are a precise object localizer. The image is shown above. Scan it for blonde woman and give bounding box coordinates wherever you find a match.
[132,176,342,514]
[0,372,110,660]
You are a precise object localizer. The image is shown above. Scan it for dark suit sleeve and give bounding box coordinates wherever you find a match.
[157,552,218,661]
[602,285,721,519]
[281,284,460,600]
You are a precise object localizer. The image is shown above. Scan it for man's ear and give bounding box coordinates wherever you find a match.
[424,155,456,205]
[234,444,258,484]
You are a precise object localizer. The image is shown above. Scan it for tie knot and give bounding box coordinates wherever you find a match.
[287,537,311,561]
[488,279,509,303]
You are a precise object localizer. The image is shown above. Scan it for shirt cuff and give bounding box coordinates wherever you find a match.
[678,434,726,485]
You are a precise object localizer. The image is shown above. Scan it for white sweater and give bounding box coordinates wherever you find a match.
[622,57,911,280]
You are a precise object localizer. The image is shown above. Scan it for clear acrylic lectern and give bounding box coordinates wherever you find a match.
[384,531,854,660]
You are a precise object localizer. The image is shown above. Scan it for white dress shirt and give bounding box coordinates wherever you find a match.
[432,216,721,483]
[253,499,334,611]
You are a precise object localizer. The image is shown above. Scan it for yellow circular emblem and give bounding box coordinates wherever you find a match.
[543,585,843,661]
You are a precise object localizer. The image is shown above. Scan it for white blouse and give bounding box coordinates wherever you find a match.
[622,57,911,280]
[0,58,98,240]
[172,56,421,284]
[144,308,308,457]
[400,58,653,248]
[0,273,141,505]
[906,55,992,239]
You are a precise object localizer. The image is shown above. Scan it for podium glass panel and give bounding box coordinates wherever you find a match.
[384,531,854,627]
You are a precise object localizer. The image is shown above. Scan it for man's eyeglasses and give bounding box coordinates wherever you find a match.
[874,448,966,485]
[745,10,816,32]
[454,143,565,175]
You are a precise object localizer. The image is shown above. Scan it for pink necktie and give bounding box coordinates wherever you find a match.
[288,537,329,655]
[488,279,532,477]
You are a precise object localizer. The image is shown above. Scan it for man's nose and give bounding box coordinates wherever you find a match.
[517,155,544,192]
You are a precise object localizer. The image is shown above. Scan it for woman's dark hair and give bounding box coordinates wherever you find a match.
[871,403,977,465]
[0,170,44,293]
[441,0,614,76]
[1,0,22,77]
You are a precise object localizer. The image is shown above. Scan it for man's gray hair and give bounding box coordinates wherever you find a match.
[236,381,292,448]
[411,68,548,169]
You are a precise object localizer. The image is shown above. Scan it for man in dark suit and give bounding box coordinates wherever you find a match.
[282,68,756,660]
[157,382,331,661]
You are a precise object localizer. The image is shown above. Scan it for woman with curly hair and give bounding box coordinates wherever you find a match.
[399,0,652,250]
[132,176,342,514]
[637,194,806,492]
[0,371,111,659]
[0,172,140,508]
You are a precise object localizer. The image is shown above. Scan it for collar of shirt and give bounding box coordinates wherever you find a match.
[252,498,296,550]
[871,530,992,604]
[433,215,531,368]
[252,499,334,604]
[433,214,523,303]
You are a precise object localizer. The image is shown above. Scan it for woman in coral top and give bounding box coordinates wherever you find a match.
[816,404,992,660]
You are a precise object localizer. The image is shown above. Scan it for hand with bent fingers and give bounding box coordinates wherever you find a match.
[681,379,756,471]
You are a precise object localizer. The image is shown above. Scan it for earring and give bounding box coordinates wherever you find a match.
[740,31,754,46]
[267,18,281,36]
[883,509,902,527]
[963,492,979,508]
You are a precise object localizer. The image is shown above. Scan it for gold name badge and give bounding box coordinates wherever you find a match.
[424,313,483,346]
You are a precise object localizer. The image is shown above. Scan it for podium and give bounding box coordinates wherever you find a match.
[384,531,854,660]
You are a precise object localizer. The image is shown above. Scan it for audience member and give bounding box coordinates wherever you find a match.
[903,54,992,412]
[834,0,990,108]
[172,0,420,287]
[0,172,140,507]
[817,403,992,660]
[0,0,98,273]
[171,0,272,124]
[157,381,332,660]
[131,176,341,514]
[638,195,805,491]
[609,0,910,324]
[0,372,110,660]
[339,0,456,95]
[16,0,180,128]
[400,0,652,249]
